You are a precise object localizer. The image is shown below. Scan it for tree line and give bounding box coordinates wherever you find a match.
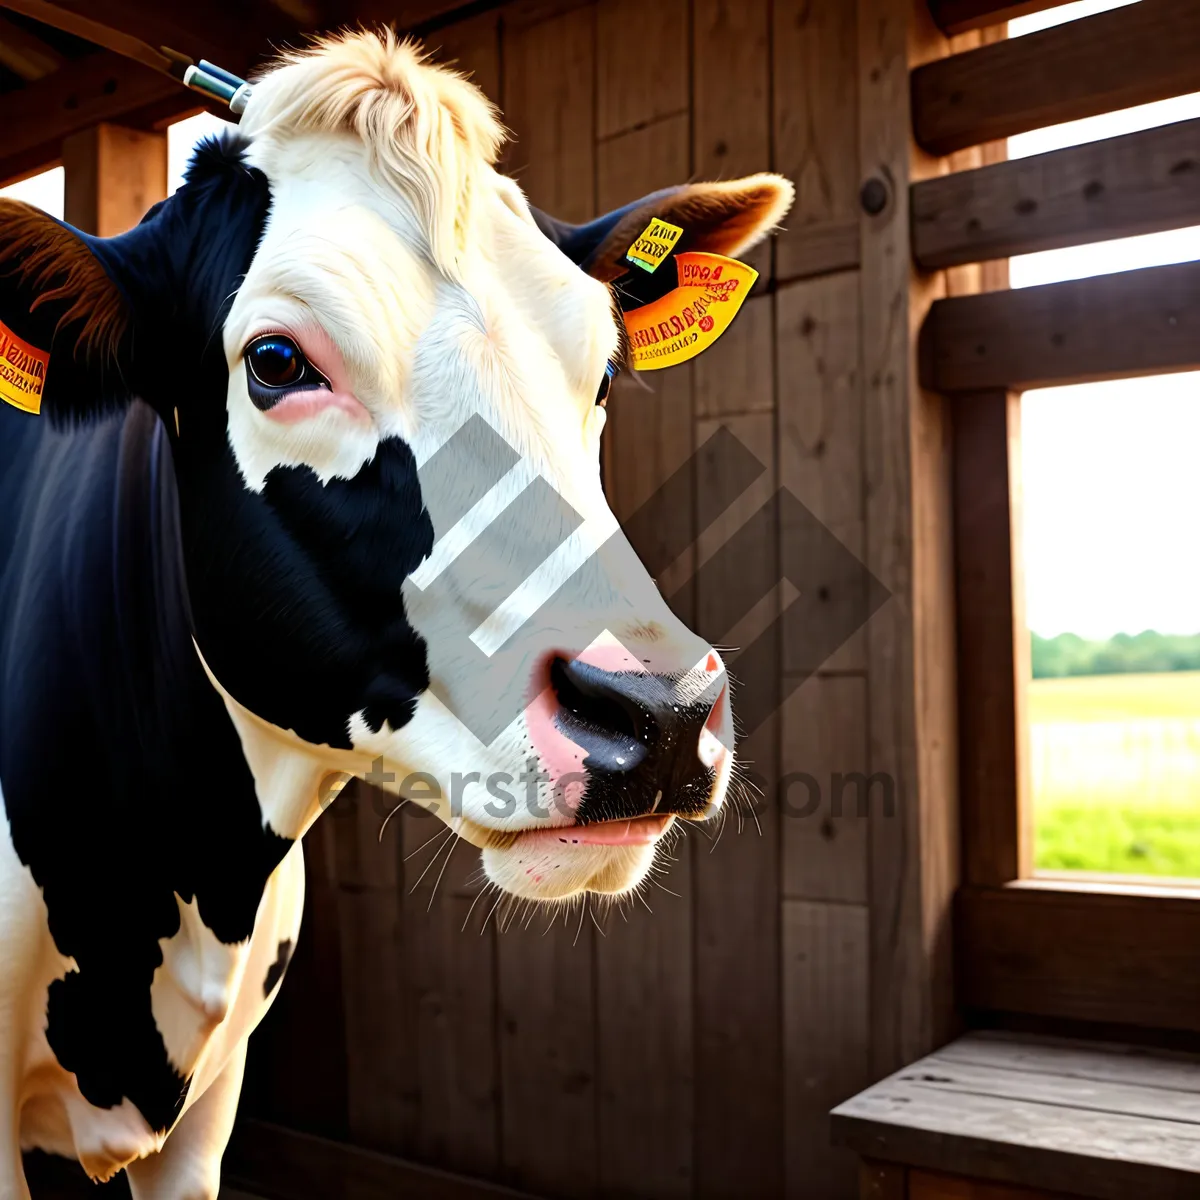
[1032,630,1200,678]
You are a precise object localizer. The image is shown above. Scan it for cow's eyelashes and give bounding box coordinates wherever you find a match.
[596,362,618,408]
[244,335,330,411]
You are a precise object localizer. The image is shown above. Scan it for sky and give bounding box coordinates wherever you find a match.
[1008,0,1200,638]
[1,8,1196,639]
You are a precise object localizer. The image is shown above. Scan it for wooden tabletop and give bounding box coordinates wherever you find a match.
[832,1030,1200,1200]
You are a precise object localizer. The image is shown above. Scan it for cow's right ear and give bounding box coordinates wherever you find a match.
[0,198,134,423]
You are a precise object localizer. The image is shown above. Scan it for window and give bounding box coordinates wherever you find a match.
[1009,8,1200,881]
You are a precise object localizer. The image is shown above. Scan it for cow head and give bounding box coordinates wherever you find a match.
[0,32,792,903]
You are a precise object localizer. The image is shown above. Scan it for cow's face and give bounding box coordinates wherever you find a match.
[0,32,792,903]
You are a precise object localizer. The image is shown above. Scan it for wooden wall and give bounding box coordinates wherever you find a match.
[243,2,969,1196]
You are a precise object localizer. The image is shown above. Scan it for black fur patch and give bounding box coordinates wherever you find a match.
[0,135,300,1133]
[263,939,293,998]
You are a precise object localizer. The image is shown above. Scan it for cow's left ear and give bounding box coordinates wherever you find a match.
[533,173,794,282]
[0,199,137,423]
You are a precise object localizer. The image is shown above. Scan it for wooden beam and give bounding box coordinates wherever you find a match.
[921,260,1200,392]
[0,0,268,74]
[0,13,65,80]
[835,1030,1200,1197]
[958,882,1200,1033]
[913,116,1200,269]
[928,1,1071,36]
[62,122,166,237]
[224,1119,540,1200]
[913,0,1200,154]
[859,0,962,1084]
[0,50,192,188]
[0,55,177,186]
[954,391,1030,887]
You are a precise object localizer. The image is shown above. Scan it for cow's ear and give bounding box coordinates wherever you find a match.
[0,198,134,423]
[533,173,794,282]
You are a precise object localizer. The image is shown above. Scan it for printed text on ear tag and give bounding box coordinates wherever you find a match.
[625,252,758,370]
[0,318,47,414]
[626,217,683,273]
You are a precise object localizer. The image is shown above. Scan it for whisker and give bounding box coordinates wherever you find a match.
[410,831,455,894]
[426,834,459,911]
[404,825,452,862]
[461,884,489,932]
[379,796,410,842]
[573,897,588,946]
[481,889,504,935]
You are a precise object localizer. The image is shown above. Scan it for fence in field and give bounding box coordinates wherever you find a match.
[1032,717,1200,807]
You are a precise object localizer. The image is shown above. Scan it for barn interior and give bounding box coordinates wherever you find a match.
[4,0,1200,1198]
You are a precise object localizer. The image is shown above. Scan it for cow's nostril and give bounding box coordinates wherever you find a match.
[549,657,652,773]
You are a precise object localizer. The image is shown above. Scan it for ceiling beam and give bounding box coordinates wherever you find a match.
[0,11,65,79]
[0,0,285,75]
[0,49,194,185]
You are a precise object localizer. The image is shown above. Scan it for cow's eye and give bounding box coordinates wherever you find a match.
[596,362,617,407]
[245,336,306,389]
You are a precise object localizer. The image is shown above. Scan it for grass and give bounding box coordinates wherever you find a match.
[1031,671,1200,878]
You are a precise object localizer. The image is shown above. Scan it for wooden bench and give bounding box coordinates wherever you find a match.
[832,1031,1200,1200]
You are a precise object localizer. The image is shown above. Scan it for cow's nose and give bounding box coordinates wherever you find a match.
[548,655,729,820]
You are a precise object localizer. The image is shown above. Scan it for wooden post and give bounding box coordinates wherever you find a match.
[62,122,167,237]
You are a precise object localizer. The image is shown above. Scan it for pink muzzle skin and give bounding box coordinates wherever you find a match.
[513,813,674,849]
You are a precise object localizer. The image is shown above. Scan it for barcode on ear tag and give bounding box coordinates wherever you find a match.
[626,218,683,273]
[0,318,47,414]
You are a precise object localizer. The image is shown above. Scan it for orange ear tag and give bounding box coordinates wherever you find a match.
[624,252,758,371]
[0,317,48,414]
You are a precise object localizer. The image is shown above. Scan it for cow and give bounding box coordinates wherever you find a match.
[0,30,792,1199]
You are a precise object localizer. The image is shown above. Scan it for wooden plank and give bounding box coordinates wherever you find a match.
[784,899,871,1200]
[501,2,595,223]
[224,1119,540,1200]
[913,0,1200,155]
[781,675,870,904]
[909,1168,1090,1199]
[693,0,773,285]
[954,391,1030,886]
[0,0,273,75]
[927,1,1071,37]
[772,0,861,282]
[858,0,960,1080]
[832,1049,1200,1200]
[596,0,688,140]
[913,116,1200,270]
[958,883,1200,1034]
[922,260,1200,392]
[940,1030,1200,1094]
[694,292,774,419]
[496,917,597,1199]
[63,122,166,237]
[0,14,64,81]
[592,47,695,1193]
[691,412,783,1199]
[238,818,349,1138]
[600,111,696,609]
[862,1159,909,1200]
[426,11,502,106]
[401,807,500,1180]
[494,16,598,1194]
[777,270,865,674]
[889,1059,1200,1127]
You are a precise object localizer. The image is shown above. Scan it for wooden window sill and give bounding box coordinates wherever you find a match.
[833,1030,1200,1200]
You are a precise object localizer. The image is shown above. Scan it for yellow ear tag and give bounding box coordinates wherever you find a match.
[0,318,48,414]
[626,217,683,273]
[625,251,758,371]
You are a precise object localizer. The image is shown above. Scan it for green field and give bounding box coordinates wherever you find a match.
[1031,671,1200,878]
